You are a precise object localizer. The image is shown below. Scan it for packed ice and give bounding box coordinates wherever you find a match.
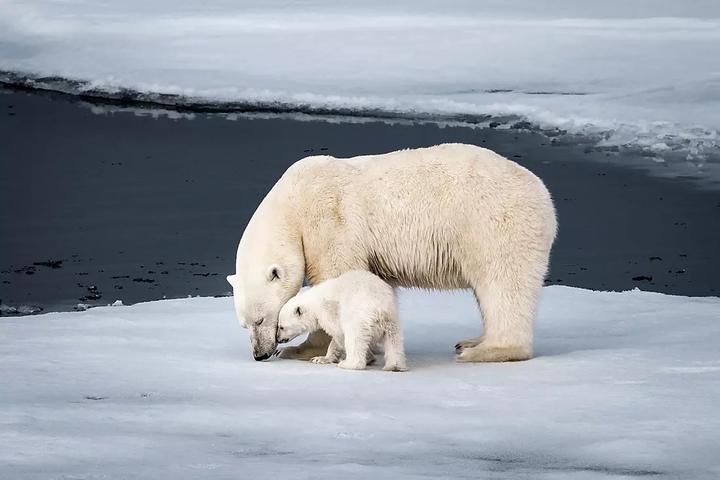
[1,286,719,479]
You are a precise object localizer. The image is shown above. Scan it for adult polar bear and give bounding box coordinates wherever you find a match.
[227,143,557,362]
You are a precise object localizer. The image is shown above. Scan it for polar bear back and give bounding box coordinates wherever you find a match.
[283,143,557,290]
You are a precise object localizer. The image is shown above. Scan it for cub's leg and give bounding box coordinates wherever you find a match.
[382,314,408,372]
[338,318,372,371]
[338,341,369,370]
[311,338,344,364]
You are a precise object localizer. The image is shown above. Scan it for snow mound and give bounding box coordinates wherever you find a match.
[1,286,719,479]
[1,1,720,164]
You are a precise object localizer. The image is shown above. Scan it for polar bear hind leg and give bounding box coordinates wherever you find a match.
[456,244,548,362]
[456,279,539,362]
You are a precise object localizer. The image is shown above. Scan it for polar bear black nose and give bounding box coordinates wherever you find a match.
[254,352,272,361]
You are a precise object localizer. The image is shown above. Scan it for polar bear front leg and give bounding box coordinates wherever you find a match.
[278,330,332,361]
[310,338,344,364]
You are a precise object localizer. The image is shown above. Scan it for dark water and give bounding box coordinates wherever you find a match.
[1,89,719,314]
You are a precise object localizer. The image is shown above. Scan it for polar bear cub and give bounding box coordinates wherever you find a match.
[276,270,408,371]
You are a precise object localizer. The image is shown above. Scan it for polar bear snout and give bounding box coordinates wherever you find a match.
[249,322,280,361]
[253,351,273,361]
[251,340,277,361]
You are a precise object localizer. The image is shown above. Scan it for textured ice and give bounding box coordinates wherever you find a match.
[1,286,719,479]
[1,1,719,161]
[0,303,42,315]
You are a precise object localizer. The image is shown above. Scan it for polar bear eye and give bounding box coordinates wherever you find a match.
[295,306,302,316]
[270,268,280,281]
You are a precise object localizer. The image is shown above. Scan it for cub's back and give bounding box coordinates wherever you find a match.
[328,270,395,314]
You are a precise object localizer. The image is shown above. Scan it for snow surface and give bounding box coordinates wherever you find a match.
[1,286,719,479]
[1,0,720,160]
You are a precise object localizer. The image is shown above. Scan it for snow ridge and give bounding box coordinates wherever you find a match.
[3,70,719,168]
[2,0,720,165]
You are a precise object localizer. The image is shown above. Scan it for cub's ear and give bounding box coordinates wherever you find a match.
[226,274,238,287]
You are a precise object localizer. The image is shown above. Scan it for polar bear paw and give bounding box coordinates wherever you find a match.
[456,342,532,363]
[310,356,335,364]
[454,336,483,353]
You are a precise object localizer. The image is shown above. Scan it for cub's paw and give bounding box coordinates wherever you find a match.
[310,356,334,364]
[383,362,408,372]
[338,360,366,370]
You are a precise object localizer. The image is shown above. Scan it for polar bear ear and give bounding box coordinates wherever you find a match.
[226,274,238,287]
[266,264,283,282]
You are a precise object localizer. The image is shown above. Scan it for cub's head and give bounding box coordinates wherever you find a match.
[276,293,315,344]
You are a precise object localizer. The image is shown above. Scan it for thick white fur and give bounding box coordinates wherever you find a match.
[228,143,557,362]
[277,271,407,372]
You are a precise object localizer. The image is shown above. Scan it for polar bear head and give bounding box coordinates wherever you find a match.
[227,209,305,361]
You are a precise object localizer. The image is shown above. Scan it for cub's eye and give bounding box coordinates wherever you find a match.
[295,306,302,316]
[255,317,264,326]
[270,268,280,281]
[279,326,285,331]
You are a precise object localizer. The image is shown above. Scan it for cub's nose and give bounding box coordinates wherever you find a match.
[253,352,272,362]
